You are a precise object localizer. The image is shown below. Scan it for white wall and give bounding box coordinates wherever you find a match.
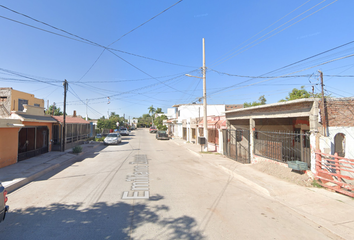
[177,104,225,122]
[328,127,354,159]
[166,108,176,119]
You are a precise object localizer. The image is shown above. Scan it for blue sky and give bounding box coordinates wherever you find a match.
[1,0,353,119]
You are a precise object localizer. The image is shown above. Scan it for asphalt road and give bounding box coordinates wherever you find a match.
[0,129,341,239]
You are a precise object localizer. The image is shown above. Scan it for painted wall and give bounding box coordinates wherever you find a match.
[166,108,176,119]
[320,127,354,159]
[177,104,225,121]
[0,128,20,168]
[11,89,44,111]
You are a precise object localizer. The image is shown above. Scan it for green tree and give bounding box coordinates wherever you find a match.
[138,114,152,127]
[154,115,168,131]
[156,108,163,113]
[244,95,267,108]
[148,105,156,125]
[279,86,323,102]
[46,104,63,116]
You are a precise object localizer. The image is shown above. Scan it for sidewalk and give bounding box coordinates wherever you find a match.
[171,138,354,240]
[0,142,103,193]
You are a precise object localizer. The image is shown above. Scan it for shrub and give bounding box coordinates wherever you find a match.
[73,145,82,153]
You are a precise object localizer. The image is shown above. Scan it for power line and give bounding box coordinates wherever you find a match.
[209,69,354,79]
[210,0,312,66]
[108,0,183,45]
[77,0,184,81]
[58,70,199,105]
[209,53,354,97]
[211,0,338,67]
[0,67,61,87]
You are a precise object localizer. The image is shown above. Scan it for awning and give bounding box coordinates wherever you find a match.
[217,119,227,130]
[198,119,219,129]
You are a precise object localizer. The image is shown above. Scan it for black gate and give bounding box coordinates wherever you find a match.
[18,126,49,161]
[224,128,250,164]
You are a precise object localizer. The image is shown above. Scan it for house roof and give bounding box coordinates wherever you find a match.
[12,112,58,123]
[225,98,319,114]
[52,115,90,124]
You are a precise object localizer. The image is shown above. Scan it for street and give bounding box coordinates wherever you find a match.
[0,129,341,239]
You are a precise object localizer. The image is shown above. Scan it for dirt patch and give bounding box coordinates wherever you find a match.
[250,161,313,187]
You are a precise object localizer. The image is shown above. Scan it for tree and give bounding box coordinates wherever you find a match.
[46,104,63,116]
[148,105,156,125]
[244,95,267,108]
[137,114,152,127]
[279,86,323,102]
[156,108,163,113]
[154,115,168,131]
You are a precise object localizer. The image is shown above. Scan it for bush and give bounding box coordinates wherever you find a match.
[95,137,104,142]
[72,145,82,153]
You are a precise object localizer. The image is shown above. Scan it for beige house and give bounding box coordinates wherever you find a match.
[0,88,44,116]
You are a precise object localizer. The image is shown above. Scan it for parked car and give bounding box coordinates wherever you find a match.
[0,182,9,223]
[156,131,169,140]
[120,128,129,136]
[103,133,122,145]
[149,126,157,133]
[96,133,102,138]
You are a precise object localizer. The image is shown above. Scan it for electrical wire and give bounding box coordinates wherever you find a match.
[212,0,338,68]
[209,53,354,97]
[210,0,311,66]
[0,67,61,87]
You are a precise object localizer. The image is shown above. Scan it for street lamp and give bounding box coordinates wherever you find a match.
[185,38,207,151]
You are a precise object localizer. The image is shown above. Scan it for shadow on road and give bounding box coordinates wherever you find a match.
[0,195,205,239]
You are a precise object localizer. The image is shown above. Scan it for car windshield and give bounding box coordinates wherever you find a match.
[107,133,118,137]
[121,128,127,131]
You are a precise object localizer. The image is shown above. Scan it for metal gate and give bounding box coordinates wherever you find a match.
[223,128,250,163]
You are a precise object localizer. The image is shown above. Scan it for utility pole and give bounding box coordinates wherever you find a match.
[319,71,327,136]
[202,38,208,152]
[85,99,88,121]
[62,79,68,152]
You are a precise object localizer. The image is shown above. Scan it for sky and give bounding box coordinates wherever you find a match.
[1,0,354,120]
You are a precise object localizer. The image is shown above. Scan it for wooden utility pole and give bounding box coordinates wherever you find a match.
[62,79,68,152]
[319,71,327,136]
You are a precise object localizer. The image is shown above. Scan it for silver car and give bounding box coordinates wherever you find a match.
[104,133,122,145]
[0,182,9,222]
[120,128,129,136]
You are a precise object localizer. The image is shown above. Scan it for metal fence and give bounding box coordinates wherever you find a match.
[254,130,311,167]
[315,150,354,197]
[223,129,250,164]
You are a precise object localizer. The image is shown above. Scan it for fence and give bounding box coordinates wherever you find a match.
[254,131,311,167]
[224,129,250,164]
[315,150,354,198]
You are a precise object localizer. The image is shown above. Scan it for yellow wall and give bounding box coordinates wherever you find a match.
[0,128,20,168]
[11,89,44,111]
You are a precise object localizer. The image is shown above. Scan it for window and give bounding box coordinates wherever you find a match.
[18,99,28,111]
[34,103,40,107]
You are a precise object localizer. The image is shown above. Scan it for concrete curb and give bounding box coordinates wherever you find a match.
[219,165,271,197]
[5,143,102,193]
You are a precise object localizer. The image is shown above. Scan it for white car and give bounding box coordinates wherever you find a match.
[104,133,122,145]
[120,128,129,136]
[0,182,9,222]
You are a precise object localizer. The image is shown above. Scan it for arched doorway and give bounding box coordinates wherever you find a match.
[334,133,345,157]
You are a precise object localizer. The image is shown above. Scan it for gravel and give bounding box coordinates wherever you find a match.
[250,161,314,187]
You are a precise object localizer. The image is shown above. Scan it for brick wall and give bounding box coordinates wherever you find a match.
[325,98,354,127]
